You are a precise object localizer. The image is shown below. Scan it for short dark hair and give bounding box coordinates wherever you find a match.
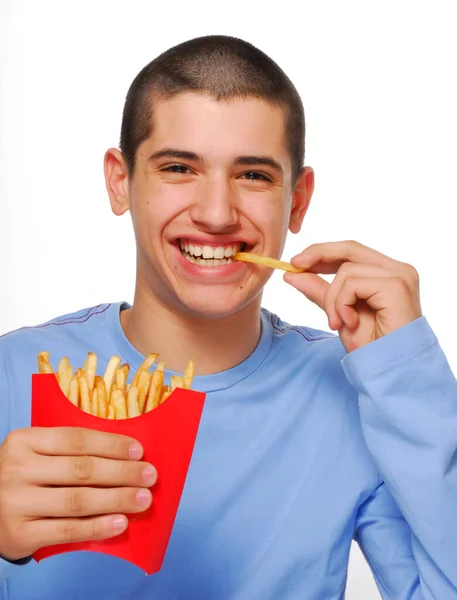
[120,35,305,185]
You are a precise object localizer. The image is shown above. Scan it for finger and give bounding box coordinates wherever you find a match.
[335,277,387,320]
[28,513,129,549]
[25,427,144,461]
[325,263,394,330]
[283,272,330,311]
[24,486,153,518]
[291,241,397,271]
[30,456,158,488]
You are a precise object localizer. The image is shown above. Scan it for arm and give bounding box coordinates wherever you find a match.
[0,355,30,585]
[344,317,457,597]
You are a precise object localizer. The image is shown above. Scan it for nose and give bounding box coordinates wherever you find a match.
[189,174,239,233]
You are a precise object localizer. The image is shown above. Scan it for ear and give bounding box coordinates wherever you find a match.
[289,167,314,234]
[104,148,131,216]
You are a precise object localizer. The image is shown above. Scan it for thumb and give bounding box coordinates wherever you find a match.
[283,272,329,311]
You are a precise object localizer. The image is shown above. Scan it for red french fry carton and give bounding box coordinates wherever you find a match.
[31,373,206,575]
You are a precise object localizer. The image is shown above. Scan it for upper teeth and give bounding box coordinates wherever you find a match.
[180,242,240,259]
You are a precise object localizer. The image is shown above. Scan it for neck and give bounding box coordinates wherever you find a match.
[120,286,263,375]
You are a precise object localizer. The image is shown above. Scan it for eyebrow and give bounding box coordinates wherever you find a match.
[148,148,284,175]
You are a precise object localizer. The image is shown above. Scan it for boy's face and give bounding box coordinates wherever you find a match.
[107,92,313,319]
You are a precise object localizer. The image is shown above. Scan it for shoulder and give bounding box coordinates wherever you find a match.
[0,303,120,369]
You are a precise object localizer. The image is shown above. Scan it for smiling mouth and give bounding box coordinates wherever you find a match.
[178,240,247,267]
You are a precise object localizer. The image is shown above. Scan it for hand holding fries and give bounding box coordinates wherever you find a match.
[0,427,157,561]
[37,351,195,420]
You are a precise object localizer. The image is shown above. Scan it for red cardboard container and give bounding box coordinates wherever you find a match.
[31,373,206,574]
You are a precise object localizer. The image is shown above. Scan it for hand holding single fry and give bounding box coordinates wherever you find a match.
[0,427,157,562]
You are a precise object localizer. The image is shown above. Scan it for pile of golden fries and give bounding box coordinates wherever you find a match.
[37,352,195,419]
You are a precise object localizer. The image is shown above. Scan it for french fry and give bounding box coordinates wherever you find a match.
[95,376,108,419]
[116,365,128,392]
[109,382,117,405]
[132,353,159,387]
[103,356,121,392]
[233,252,306,274]
[38,351,53,374]
[91,388,98,417]
[84,352,98,395]
[78,369,91,414]
[145,367,164,412]
[137,370,152,414]
[170,375,183,391]
[68,373,79,406]
[58,363,73,398]
[58,357,69,380]
[107,404,115,419]
[112,389,128,419]
[182,359,195,389]
[127,386,141,418]
[160,387,172,404]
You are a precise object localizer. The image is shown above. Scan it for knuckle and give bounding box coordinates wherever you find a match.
[89,518,105,540]
[393,276,409,291]
[121,461,137,486]
[61,520,79,543]
[3,429,27,452]
[69,428,87,454]
[65,489,85,515]
[73,456,92,482]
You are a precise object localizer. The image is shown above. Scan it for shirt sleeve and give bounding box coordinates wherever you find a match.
[342,317,457,598]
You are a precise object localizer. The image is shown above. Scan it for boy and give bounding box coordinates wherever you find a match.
[0,35,456,599]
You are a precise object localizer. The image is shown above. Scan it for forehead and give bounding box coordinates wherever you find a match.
[142,92,289,165]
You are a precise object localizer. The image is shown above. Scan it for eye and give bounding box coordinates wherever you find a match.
[162,164,193,174]
[240,171,272,182]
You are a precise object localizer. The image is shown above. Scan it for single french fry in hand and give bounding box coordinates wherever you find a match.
[233,252,306,273]
[91,388,98,417]
[112,389,128,420]
[84,352,98,394]
[127,386,141,418]
[38,351,53,374]
[107,404,115,419]
[132,353,159,386]
[182,359,195,389]
[95,376,108,418]
[137,370,152,414]
[103,356,121,392]
[78,369,91,414]
[68,373,79,406]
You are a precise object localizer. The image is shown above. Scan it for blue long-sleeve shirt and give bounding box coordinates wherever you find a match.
[0,302,456,599]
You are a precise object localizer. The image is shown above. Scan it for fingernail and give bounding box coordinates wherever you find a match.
[136,489,152,507]
[111,515,127,533]
[142,465,158,486]
[129,443,143,460]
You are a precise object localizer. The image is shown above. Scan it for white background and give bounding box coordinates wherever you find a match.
[1,1,456,597]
